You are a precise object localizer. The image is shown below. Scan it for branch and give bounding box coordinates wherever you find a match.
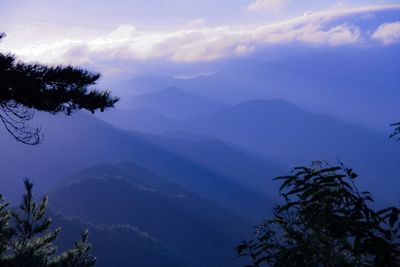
[390,122,400,140]
[0,101,42,145]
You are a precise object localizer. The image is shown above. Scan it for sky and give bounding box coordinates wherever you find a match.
[1,0,400,78]
[2,0,398,26]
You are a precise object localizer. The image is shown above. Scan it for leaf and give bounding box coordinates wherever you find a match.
[389,208,400,228]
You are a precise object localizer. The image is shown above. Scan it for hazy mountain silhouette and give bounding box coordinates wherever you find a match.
[190,99,400,203]
[116,46,400,131]
[112,75,177,97]
[136,131,286,196]
[125,87,227,119]
[162,130,214,141]
[49,162,250,267]
[0,111,273,220]
[52,211,186,267]
[95,107,195,134]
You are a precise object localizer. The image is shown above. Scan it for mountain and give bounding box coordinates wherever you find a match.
[188,46,400,131]
[52,212,185,267]
[104,8,400,131]
[0,111,273,221]
[125,87,227,119]
[111,75,177,98]
[136,131,287,196]
[49,162,250,267]
[115,46,400,131]
[190,99,395,156]
[162,130,214,141]
[190,99,400,203]
[95,107,195,134]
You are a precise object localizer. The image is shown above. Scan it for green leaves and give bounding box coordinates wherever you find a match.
[390,208,400,228]
[390,122,400,140]
[0,179,96,267]
[0,50,119,145]
[237,162,400,267]
[51,229,96,267]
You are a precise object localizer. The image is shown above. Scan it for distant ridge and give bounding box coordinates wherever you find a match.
[96,107,195,134]
[0,111,273,220]
[126,87,227,119]
[49,162,250,267]
[190,98,400,203]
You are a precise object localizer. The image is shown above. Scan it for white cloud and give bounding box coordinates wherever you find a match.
[372,21,400,44]
[1,5,399,68]
[293,24,361,46]
[243,0,288,13]
[303,10,313,17]
[235,44,255,55]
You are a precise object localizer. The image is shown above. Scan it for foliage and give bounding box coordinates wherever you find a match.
[390,122,400,140]
[237,161,400,267]
[0,33,119,145]
[0,179,96,267]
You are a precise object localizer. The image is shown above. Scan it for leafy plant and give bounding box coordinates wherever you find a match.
[0,179,96,267]
[390,122,400,140]
[237,161,400,267]
[0,32,118,145]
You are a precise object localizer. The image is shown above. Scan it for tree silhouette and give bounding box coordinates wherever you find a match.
[390,122,400,140]
[237,161,400,267]
[0,179,96,267]
[0,32,112,266]
[0,33,119,145]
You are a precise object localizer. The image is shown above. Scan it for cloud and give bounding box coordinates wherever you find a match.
[372,21,400,44]
[243,0,288,13]
[2,5,399,68]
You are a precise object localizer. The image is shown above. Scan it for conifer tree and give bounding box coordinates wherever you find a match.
[0,32,108,266]
[0,194,12,256]
[391,122,400,140]
[0,179,96,267]
[0,32,119,145]
[51,230,96,267]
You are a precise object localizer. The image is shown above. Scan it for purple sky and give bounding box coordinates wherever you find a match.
[1,1,400,78]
